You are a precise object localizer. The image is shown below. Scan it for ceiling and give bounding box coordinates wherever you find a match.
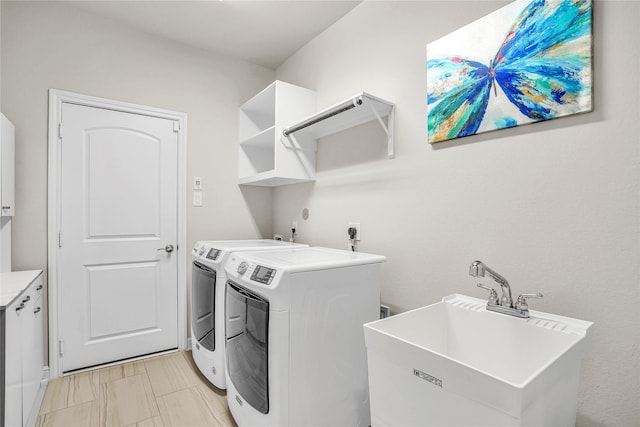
[64,0,362,69]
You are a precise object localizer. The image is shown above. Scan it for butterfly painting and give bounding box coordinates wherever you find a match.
[426,0,592,143]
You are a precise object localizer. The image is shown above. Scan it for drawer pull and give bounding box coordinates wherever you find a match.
[34,307,41,314]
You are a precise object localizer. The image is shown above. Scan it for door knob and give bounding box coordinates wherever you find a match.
[157,244,174,253]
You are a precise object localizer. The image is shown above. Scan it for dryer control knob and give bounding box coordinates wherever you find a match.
[199,247,205,256]
[237,262,249,275]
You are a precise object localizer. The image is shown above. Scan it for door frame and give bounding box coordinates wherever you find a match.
[47,89,188,377]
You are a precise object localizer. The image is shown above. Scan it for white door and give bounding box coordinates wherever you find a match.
[59,102,179,372]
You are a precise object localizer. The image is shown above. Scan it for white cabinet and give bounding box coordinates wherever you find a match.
[3,295,22,427]
[238,81,317,186]
[238,84,396,187]
[0,113,15,217]
[20,289,44,425]
[1,271,45,427]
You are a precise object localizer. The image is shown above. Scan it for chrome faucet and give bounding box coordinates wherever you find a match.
[469,260,542,318]
[469,260,513,307]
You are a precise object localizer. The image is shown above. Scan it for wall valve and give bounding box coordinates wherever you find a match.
[348,227,357,240]
[347,222,360,252]
[290,221,297,243]
[347,222,361,241]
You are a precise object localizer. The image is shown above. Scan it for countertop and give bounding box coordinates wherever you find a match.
[0,270,44,309]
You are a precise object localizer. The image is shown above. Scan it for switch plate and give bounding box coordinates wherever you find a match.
[193,191,203,207]
[193,177,202,190]
[348,222,361,241]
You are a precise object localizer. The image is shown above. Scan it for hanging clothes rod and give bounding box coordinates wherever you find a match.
[282,96,363,137]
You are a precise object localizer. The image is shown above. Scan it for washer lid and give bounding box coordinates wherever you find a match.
[193,239,308,266]
[195,239,304,251]
[236,246,386,272]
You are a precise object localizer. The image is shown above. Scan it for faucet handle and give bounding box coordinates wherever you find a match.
[515,293,543,311]
[476,283,499,305]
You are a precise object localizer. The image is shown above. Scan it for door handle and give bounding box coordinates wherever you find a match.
[157,244,174,253]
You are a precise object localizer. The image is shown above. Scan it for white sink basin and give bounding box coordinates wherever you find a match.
[364,294,593,426]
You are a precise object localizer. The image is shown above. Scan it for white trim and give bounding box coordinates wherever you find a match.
[47,89,188,378]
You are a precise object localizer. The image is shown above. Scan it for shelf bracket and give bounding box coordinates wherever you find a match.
[367,101,395,159]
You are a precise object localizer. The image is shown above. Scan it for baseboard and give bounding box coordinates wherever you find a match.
[42,366,50,381]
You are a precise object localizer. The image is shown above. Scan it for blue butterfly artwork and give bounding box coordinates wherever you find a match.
[426,0,592,143]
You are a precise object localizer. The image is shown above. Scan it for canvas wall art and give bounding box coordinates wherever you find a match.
[426,0,592,143]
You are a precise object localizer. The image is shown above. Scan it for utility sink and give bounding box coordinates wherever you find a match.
[364,294,593,427]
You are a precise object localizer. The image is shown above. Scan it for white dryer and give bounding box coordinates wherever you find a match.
[190,239,307,389]
[224,246,386,427]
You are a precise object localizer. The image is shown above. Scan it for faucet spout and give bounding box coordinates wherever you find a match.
[469,260,513,307]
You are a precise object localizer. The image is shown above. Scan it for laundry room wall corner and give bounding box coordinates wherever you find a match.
[239,186,274,239]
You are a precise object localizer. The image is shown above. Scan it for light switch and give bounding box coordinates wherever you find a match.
[193,176,202,190]
[193,191,203,207]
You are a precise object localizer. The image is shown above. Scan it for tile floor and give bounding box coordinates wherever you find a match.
[36,351,236,427]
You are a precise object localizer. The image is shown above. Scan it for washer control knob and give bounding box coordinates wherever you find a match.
[199,247,205,256]
[237,262,249,275]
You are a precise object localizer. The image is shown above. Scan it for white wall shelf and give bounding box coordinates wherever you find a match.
[283,92,396,159]
[238,83,396,187]
[240,126,276,149]
[238,81,317,187]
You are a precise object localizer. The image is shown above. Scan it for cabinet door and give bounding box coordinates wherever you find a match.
[4,296,25,427]
[0,113,15,217]
[21,282,43,424]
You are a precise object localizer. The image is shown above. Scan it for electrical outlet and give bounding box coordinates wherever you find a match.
[348,222,361,241]
[292,221,298,230]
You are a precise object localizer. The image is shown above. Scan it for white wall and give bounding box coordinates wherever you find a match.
[274,1,639,426]
[1,0,275,357]
[0,0,2,103]
[0,0,4,271]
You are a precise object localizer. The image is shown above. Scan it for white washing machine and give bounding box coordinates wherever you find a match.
[190,239,307,389]
[224,246,386,426]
